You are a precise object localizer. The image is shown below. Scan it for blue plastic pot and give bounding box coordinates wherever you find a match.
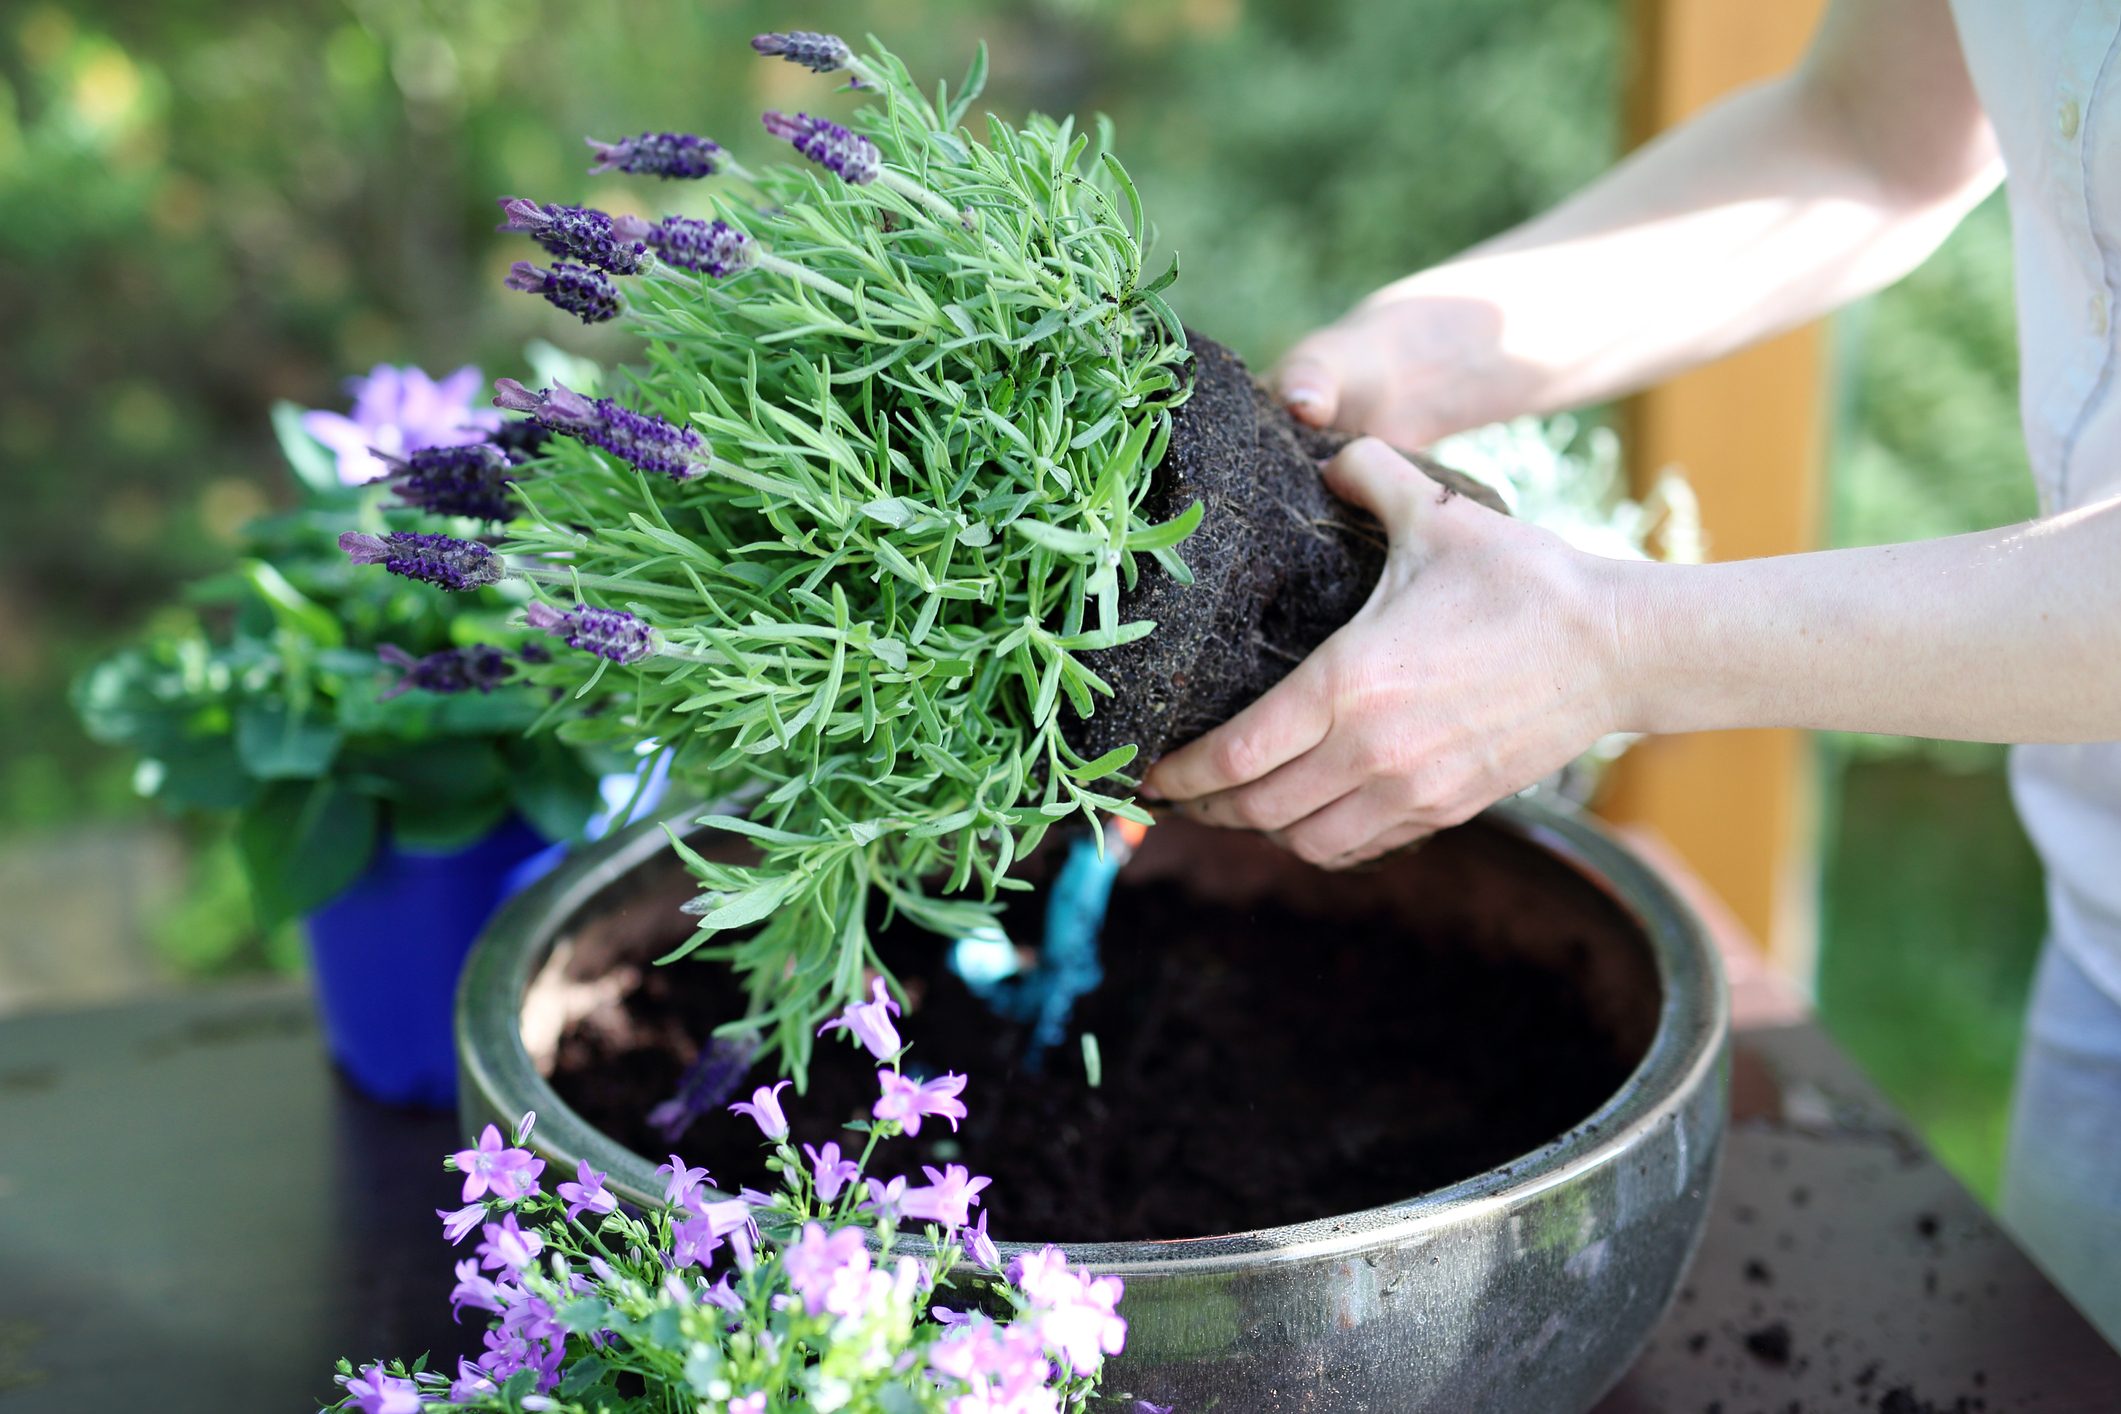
[306,816,563,1108]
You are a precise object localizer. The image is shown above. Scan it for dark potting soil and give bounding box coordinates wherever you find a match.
[546,840,1640,1243]
[1064,333,1505,765]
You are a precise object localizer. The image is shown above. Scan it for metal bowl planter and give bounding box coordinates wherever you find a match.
[459,796,1728,1414]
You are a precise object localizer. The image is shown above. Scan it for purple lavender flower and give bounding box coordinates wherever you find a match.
[436,1202,486,1245]
[341,531,504,592]
[645,216,755,278]
[491,378,710,481]
[657,1154,712,1207]
[586,132,724,179]
[378,643,516,700]
[818,976,902,1060]
[557,1160,618,1223]
[729,1079,792,1141]
[344,1363,423,1414]
[476,1211,545,1272]
[524,601,659,665]
[302,364,500,486]
[898,1163,990,1230]
[450,1122,545,1201]
[648,1032,761,1142]
[376,442,521,522]
[752,31,853,73]
[762,110,881,185]
[490,418,552,464]
[804,1140,861,1203]
[497,198,653,274]
[873,1069,968,1136]
[505,260,621,323]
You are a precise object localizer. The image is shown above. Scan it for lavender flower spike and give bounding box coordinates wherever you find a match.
[375,442,520,521]
[340,531,504,592]
[646,216,755,279]
[752,31,853,73]
[525,602,659,665]
[762,111,880,186]
[496,199,653,275]
[505,260,621,324]
[492,378,711,482]
[378,643,516,700]
[586,132,724,180]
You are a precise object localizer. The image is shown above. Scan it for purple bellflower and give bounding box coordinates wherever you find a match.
[752,31,853,73]
[344,1363,423,1414]
[804,1140,861,1203]
[729,1080,792,1141]
[497,198,653,275]
[437,1202,487,1245]
[476,1211,545,1273]
[762,111,881,185]
[656,1154,712,1207]
[342,531,503,592]
[301,363,499,486]
[646,216,755,278]
[898,1163,990,1230]
[524,601,658,665]
[378,643,516,700]
[451,1122,545,1202]
[375,442,522,522]
[491,378,711,481]
[557,1161,618,1223]
[586,132,724,179]
[874,1069,969,1136]
[506,260,621,324]
[819,976,902,1059]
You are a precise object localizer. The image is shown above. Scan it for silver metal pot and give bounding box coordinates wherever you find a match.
[458,797,1727,1413]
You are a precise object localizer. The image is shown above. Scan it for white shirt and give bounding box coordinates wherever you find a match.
[1951,1,2121,1003]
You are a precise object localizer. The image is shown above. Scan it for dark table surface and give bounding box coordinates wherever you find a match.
[1,983,2116,1413]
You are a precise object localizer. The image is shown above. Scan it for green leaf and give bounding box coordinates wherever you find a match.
[234,703,343,780]
[388,791,510,852]
[946,41,988,127]
[1129,498,1205,552]
[1067,742,1138,781]
[240,560,344,648]
[237,780,379,925]
[1011,520,1105,556]
[148,737,263,811]
[270,400,342,496]
[503,737,602,842]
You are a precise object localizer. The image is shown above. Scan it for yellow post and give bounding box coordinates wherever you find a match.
[1598,0,1831,984]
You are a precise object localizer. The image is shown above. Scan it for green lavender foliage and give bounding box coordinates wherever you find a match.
[506,39,1193,1076]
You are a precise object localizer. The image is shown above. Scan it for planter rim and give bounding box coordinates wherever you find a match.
[459,792,1727,1277]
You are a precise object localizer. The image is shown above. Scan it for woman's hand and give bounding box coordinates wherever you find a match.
[1273,290,1518,450]
[1140,438,1631,868]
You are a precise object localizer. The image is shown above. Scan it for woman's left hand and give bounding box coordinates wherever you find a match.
[1140,437,1633,868]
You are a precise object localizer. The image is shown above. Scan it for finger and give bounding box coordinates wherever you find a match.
[1274,346,1342,429]
[1329,819,1433,872]
[1177,732,1366,833]
[1141,658,1332,803]
[1319,436,1447,534]
[1275,781,1434,870]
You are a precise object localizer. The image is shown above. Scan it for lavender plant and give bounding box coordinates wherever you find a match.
[326,993,1139,1414]
[339,34,1191,1075]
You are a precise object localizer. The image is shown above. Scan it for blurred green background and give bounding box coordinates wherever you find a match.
[0,0,2042,1199]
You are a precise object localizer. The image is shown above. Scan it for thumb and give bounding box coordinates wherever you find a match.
[1273,338,1345,429]
[1320,436,1446,536]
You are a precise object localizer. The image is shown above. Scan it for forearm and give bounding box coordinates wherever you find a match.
[1607,498,2121,744]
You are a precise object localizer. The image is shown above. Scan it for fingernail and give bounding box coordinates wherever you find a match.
[1137,781,1166,803]
[1285,387,1322,410]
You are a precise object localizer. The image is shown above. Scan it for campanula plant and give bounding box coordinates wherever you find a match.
[74,362,606,923]
[324,993,1139,1414]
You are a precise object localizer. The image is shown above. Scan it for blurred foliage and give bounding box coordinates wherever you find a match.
[0,0,2051,1196]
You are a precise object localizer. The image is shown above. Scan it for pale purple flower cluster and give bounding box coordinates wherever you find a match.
[730,1079,792,1140]
[451,1123,545,1202]
[586,131,725,179]
[301,364,499,486]
[556,1161,617,1222]
[752,30,853,73]
[497,198,653,275]
[491,378,711,481]
[524,601,659,665]
[1009,1246,1128,1377]
[376,442,521,522]
[928,1317,1060,1414]
[377,643,515,700]
[804,1140,861,1202]
[763,110,881,185]
[782,1221,925,1321]
[505,260,621,324]
[647,215,755,278]
[344,1364,422,1414]
[341,530,504,592]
